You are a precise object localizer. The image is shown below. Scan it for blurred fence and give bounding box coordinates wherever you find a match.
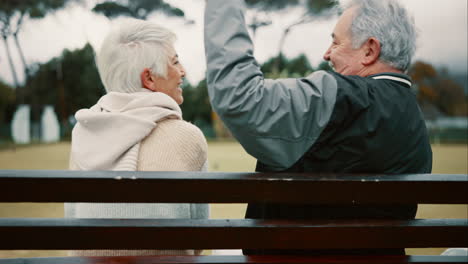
[426,117,468,144]
[428,128,467,144]
[1,118,467,146]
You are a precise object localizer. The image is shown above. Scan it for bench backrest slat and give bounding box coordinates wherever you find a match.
[1,218,467,250]
[0,170,467,204]
[0,256,466,264]
[0,255,468,264]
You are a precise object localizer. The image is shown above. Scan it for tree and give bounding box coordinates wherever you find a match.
[277,0,338,55]
[262,53,315,78]
[245,0,299,38]
[0,3,22,88]
[287,54,314,76]
[180,79,215,137]
[245,0,338,72]
[0,0,81,85]
[434,77,467,116]
[409,61,467,117]
[245,0,338,50]
[409,61,438,102]
[317,60,333,71]
[92,0,185,20]
[23,43,105,135]
[1,0,82,110]
[0,79,15,129]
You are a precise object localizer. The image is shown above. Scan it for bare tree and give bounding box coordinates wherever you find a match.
[0,0,82,90]
[245,0,338,72]
[0,7,20,88]
[92,0,185,20]
[277,0,338,55]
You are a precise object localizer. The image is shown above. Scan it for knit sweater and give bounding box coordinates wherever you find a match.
[66,90,209,256]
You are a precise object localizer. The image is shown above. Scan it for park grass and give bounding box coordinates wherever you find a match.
[0,141,466,258]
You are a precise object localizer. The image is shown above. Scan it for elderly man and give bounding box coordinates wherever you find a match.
[204,0,432,255]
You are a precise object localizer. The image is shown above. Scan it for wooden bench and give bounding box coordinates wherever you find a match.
[0,170,467,263]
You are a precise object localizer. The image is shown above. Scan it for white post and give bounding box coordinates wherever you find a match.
[11,104,31,144]
[41,105,60,143]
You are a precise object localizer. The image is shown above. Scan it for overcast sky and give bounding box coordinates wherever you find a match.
[0,0,467,86]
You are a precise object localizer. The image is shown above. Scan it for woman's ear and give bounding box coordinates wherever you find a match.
[362,37,381,66]
[141,68,156,91]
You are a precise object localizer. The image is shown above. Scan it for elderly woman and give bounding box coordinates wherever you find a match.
[65,19,208,256]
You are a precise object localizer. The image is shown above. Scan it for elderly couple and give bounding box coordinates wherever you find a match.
[66,0,432,256]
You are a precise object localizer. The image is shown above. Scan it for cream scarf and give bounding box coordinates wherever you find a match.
[71,89,182,171]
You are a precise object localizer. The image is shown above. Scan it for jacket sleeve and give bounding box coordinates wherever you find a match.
[204,0,338,170]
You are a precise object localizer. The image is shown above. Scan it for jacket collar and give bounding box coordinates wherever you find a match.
[369,72,412,88]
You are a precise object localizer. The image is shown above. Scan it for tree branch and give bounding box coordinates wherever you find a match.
[277,9,335,55]
[12,12,25,35]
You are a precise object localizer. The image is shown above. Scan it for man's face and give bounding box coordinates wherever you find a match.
[323,7,367,76]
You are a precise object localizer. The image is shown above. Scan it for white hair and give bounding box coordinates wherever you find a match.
[346,0,417,71]
[96,19,176,93]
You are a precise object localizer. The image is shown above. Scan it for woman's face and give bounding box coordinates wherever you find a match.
[153,49,186,105]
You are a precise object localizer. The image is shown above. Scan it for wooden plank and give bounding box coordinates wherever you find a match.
[0,218,466,250]
[0,255,467,264]
[0,170,466,204]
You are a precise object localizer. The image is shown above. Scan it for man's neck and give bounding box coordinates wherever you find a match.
[357,62,404,77]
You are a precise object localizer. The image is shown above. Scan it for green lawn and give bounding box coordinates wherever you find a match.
[0,141,466,257]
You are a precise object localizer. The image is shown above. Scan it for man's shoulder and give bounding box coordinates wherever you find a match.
[301,71,371,97]
[321,71,413,87]
[303,70,369,90]
[310,71,366,84]
[305,70,339,81]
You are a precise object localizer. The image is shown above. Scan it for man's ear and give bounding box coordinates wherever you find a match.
[141,68,156,91]
[362,37,381,66]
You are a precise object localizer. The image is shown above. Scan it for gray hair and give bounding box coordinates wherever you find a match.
[346,0,417,71]
[96,19,176,93]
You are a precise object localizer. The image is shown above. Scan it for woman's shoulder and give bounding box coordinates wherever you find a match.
[141,119,207,155]
[138,119,208,171]
[159,118,203,132]
[155,119,206,143]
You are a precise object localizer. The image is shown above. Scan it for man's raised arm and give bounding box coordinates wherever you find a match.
[204,0,338,171]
